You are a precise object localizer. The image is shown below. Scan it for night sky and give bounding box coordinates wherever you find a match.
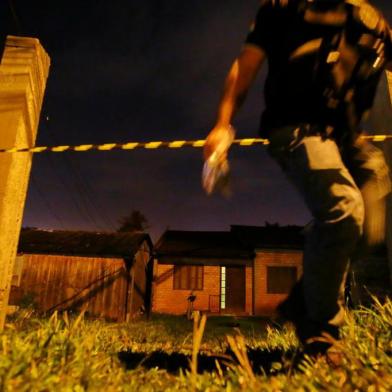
[2,0,392,241]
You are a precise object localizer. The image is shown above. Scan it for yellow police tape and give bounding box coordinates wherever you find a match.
[0,135,390,154]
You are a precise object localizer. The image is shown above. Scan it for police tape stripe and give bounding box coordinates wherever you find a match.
[0,135,391,154]
[362,135,387,142]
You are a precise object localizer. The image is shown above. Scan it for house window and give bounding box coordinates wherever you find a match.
[220,266,226,310]
[173,265,203,290]
[267,266,297,294]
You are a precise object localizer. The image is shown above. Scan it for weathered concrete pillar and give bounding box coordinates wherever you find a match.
[384,71,392,287]
[0,36,50,329]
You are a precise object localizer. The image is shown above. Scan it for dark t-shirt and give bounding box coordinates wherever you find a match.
[245,0,392,137]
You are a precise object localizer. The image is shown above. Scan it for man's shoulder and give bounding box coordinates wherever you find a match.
[347,0,391,42]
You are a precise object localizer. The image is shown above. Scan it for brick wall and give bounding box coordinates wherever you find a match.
[152,263,220,315]
[153,253,302,317]
[246,266,253,315]
[254,250,303,316]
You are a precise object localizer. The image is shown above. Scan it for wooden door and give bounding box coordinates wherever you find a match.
[225,266,245,313]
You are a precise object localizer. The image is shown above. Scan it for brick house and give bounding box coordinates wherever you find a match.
[10,229,154,321]
[153,225,304,316]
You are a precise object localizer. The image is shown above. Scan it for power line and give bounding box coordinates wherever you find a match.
[63,154,117,230]
[41,151,104,230]
[29,172,65,228]
[41,117,116,231]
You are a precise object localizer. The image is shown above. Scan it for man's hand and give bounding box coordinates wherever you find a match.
[204,124,235,162]
[202,125,235,195]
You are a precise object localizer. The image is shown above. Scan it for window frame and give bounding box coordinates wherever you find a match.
[173,264,204,291]
[220,266,226,310]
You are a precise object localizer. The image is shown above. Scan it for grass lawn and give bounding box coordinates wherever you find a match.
[1,299,392,391]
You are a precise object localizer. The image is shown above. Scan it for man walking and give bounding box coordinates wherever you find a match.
[203,0,392,356]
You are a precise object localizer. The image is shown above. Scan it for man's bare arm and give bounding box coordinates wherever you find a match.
[204,45,266,160]
[215,45,266,127]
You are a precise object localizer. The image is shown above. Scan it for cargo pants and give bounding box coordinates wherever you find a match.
[268,125,391,342]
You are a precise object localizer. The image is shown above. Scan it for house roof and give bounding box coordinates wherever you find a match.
[18,229,153,258]
[230,224,304,250]
[155,230,255,260]
[155,225,304,264]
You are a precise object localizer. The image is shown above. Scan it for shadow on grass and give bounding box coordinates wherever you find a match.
[118,347,295,375]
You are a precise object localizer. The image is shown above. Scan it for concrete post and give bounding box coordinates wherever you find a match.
[384,71,392,287]
[0,36,50,329]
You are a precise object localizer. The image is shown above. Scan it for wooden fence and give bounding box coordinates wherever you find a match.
[10,254,138,321]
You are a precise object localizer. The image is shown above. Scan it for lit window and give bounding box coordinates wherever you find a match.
[220,266,226,309]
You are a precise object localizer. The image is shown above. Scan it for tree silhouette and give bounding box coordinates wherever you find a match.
[117,210,149,233]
